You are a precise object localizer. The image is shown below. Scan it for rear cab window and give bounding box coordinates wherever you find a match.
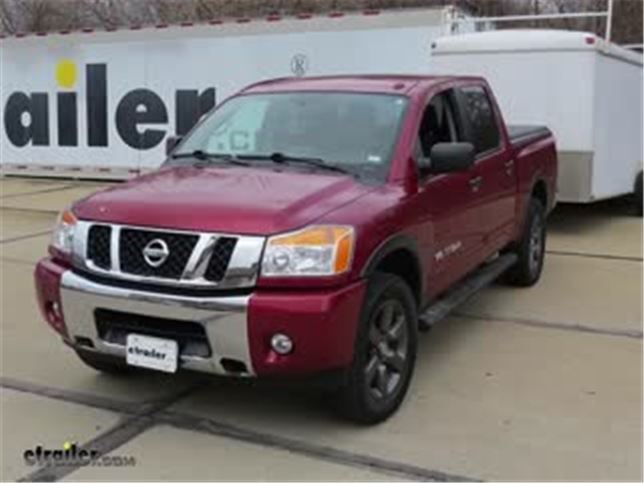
[415,88,462,174]
[458,85,501,156]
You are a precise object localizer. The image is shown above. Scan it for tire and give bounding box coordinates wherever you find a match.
[504,198,547,287]
[635,171,643,217]
[335,273,418,424]
[75,348,134,375]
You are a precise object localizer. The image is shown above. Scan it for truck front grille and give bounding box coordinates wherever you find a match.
[204,237,237,282]
[79,221,263,289]
[119,229,198,279]
[87,225,111,270]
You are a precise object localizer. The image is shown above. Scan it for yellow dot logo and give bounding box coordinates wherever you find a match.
[63,441,73,451]
[56,60,77,89]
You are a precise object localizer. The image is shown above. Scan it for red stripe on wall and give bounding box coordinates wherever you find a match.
[3,9,393,39]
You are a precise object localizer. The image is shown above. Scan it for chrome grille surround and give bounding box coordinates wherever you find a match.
[72,221,266,289]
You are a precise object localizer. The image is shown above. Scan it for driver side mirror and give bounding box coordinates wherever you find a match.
[428,142,475,174]
[165,135,183,156]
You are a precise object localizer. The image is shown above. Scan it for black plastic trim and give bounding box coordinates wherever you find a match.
[361,234,424,303]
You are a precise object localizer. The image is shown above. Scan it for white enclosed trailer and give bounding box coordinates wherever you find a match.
[430,30,644,204]
[0,7,455,178]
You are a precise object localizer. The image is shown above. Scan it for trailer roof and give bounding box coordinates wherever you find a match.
[242,75,478,95]
[432,29,643,66]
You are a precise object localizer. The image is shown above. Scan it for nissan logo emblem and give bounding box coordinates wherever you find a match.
[142,238,170,267]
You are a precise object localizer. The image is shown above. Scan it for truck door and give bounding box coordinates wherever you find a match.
[414,88,483,295]
[456,85,516,254]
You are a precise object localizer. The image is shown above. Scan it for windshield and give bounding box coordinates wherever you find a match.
[172,92,409,181]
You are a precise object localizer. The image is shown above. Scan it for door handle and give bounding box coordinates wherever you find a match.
[504,159,515,175]
[469,176,483,192]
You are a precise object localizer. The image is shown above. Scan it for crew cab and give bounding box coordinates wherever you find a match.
[35,75,557,423]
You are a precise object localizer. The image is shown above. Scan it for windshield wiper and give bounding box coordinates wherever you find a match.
[171,150,250,166]
[237,152,352,176]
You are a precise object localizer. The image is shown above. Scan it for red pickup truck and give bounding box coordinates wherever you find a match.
[35,75,557,423]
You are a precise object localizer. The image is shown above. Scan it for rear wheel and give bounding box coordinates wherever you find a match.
[335,273,417,424]
[504,197,547,287]
[75,348,134,375]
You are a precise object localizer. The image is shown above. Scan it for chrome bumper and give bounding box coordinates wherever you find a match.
[60,270,254,376]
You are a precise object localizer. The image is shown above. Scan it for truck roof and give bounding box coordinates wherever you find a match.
[242,74,481,95]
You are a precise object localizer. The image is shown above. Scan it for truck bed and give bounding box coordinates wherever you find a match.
[507,125,551,149]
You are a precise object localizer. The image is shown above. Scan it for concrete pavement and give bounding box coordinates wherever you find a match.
[1,176,642,481]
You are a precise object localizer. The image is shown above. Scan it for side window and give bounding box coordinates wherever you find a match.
[417,90,459,166]
[459,86,500,155]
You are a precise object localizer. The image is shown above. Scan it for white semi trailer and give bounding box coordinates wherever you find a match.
[0,7,453,178]
[2,10,642,211]
[431,30,643,208]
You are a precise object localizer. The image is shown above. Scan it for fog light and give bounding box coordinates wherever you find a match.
[271,333,293,355]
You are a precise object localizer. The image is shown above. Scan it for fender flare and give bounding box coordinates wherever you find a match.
[361,233,425,302]
[531,176,550,211]
[514,177,549,244]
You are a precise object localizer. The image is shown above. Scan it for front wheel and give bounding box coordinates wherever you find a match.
[504,198,547,287]
[335,273,418,424]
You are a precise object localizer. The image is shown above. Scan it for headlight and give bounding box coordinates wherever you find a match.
[51,209,77,255]
[262,225,355,277]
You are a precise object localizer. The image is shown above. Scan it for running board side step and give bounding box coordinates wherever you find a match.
[418,253,518,331]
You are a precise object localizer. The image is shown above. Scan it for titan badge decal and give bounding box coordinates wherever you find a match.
[435,241,463,262]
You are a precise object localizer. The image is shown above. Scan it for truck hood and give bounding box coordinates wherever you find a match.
[73,165,375,235]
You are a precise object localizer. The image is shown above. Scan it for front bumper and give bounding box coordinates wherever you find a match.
[35,258,366,377]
